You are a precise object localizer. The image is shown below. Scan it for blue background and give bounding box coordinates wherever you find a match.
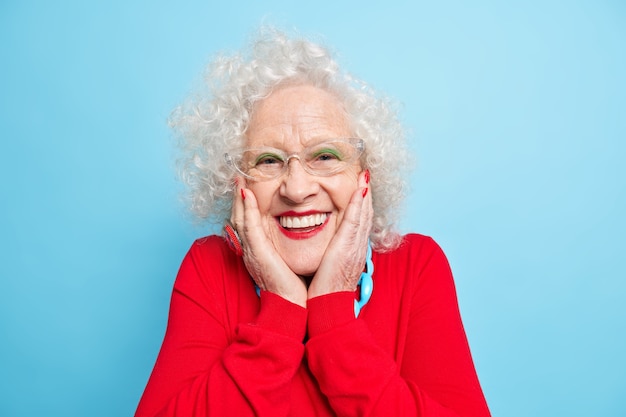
[1,1,624,416]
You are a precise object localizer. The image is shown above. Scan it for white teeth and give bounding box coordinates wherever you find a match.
[280,213,327,229]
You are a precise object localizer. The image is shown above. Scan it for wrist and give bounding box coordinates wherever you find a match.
[308,276,353,299]
[266,282,307,308]
[256,291,308,340]
[307,291,356,336]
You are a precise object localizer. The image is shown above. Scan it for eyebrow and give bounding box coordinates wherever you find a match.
[251,136,349,148]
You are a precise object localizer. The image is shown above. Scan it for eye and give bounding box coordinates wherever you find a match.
[254,152,284,167]
[312,148,342,162]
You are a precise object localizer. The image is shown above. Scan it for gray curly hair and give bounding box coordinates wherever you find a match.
[171,28,412,251]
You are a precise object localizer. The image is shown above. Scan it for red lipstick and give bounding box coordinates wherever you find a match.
[275,211,329,240]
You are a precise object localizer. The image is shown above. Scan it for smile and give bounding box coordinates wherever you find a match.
[276,212,329,240]
[279,213,328,229]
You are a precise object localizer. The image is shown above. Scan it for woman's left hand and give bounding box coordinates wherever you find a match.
[308,170,373,298]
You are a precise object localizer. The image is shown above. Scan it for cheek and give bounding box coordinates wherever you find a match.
[329,177,359,213]
[335,194,353,216]
[248,183,277,216]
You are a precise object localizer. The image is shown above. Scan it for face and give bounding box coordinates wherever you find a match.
[244,84,362,276]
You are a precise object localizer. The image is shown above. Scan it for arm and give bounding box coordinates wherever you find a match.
[134,240,307,417]
[305,237,490,417]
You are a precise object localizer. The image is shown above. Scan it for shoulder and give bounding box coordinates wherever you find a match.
[375,233,452,278]
[171,236,258,330]
[387,233,446,259]
[189,234,231,255]
[182,234,242,265]
[175,234,245,291]
[398,233,437,247]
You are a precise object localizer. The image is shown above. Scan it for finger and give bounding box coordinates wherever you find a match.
[358,170,374,240]
[239,186,276,262]
[233,186,269,284]
[230,175,246,232]
[240,186,264,249]
[336,170,371,242]
[318,181,369,277]
[239,188,307,304]
[342,170,373,259]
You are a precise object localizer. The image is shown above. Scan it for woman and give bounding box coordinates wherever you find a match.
[136,28,490,417]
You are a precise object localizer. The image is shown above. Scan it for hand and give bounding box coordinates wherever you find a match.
[308,170,373,299]
[231,177,308,307]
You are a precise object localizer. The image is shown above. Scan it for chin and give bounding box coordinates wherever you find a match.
[275,234,329,277]
[285,253,322,278]
[289,262,319,278]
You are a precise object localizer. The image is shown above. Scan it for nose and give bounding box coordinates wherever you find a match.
[279,157,320,203]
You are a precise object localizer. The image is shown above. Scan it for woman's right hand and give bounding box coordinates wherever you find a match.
[231,178,308,308]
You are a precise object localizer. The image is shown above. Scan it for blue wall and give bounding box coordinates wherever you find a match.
[1,1,624,415]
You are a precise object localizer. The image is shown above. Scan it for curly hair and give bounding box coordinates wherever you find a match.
[171,27,412,251]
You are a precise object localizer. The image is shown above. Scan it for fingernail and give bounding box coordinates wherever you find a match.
[362,188,368,198]
[364,170,370,184]
[241,189,246,200]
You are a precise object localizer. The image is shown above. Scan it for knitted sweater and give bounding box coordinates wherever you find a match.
[135,233,490,416]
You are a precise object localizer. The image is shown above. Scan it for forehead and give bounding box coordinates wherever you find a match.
[245,84,352,149]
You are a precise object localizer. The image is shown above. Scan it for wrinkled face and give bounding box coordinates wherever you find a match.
[244,84,362,276]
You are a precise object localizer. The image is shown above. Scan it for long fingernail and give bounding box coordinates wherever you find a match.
[241,189,246,200]
[362,188,368,198]
[364,170,370,184]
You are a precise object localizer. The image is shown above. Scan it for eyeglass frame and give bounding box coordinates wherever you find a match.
[224,137,365,181]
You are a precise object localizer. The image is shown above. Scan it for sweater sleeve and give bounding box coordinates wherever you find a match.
[305,236,490,417]
[135,239,307,417]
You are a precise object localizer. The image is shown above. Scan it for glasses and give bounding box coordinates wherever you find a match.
[224,138,365,181]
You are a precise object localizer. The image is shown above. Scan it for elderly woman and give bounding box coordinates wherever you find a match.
[135,29,490,417]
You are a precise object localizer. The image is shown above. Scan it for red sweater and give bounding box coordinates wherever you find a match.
[135,234,490,417]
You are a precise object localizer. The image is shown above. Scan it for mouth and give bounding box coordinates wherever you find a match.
[279,213,328,229]
[277,212,329,239]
